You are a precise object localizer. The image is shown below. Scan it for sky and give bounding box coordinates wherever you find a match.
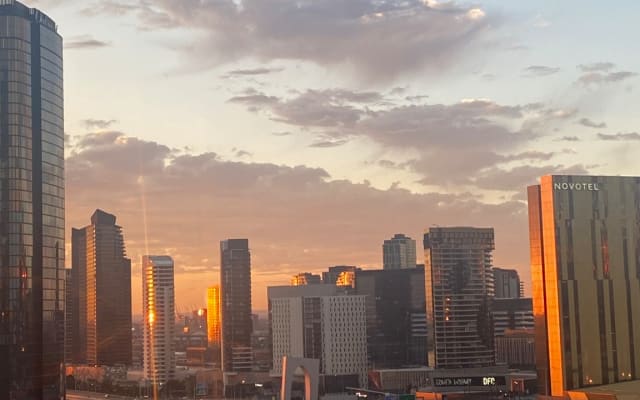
[27,0,640,313]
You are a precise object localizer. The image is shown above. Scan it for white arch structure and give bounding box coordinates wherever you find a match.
[280,356,320,400]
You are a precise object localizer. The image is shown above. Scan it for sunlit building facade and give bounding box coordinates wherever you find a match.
[290,272,321,286]
[0,1,65,398]
[220,239,252,372]
[142,255,176,386]
[528,175,640,396]
[424,227,495,368]
[207,285,221,361]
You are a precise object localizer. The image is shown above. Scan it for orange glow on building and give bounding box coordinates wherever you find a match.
[336,271,355,288]
[207,285,221,350]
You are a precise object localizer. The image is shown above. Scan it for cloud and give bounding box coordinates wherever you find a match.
[577,70,637,86]
[82,118,118,129]
[578,62,616,72]
[309,139,349,148]
[523,65,560,78]
[67,131,532,311]
[577,118,606,129]
[597,132,640,141]
[65,35,111,49]
[223,67,284,78]
[81,0,139,17]
[472,164,589,191]
[556,136,580,142]
[109,0,497,81]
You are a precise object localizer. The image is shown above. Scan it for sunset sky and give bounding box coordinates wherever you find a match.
[30,0,640,313]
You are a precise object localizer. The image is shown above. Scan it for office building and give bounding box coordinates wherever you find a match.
[142,256,176,385]
[355,267,427,368]
[383,234,417,270]
[495,329,535,369]
[290,272,322,286]
[220,239,252,372]
[424,227,495,368]
[492,298,534,337]
[207,285,222,361]
[0,2,65,397]
[493,267,523,298]
[71,209,132,366]
[529,175,640,396]
[64,269,73,363]
[269,285,368,389]
[322,265,359,289]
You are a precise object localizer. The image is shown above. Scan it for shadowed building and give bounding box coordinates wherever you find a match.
[71,210,132,366]
[0,1,65,398]
[383,234,417,270]
[493,267,523,299]
[220,239,253,372]
[424,227,495,369]
[529,175,640,396]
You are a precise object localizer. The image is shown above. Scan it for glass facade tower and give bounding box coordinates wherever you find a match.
[0,1,64,399]
[528,175,640,396]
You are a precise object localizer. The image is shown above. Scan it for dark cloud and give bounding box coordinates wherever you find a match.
[309,139,349,148]
[597,132,640,141]
[577,118,606,129]
[82,118,118,129]
[223,67,284,77]
[578,62,616,72]
[556,136,580,142]
[522,65,560,77]
[100,0,496,81]
[65,36,110,49]
[67,131,531,311]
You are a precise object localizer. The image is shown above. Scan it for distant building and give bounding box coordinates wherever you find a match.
[355,267,427,368]
[269,285,368,389]
[529,175,640,395]
[290,272,322,286]
[65,269,73,363]
[424,227,495,368]
[71,209,132,366]
[492,298,534,337]
[142,255,176,385]
[383,234,417,270]
[322,265,359,289]
[207,285,222,361]
[495,329,535,369]
[220,239,253,372]
[493,268,523,298]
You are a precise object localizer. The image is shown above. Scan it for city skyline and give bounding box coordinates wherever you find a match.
[12,0,640,314]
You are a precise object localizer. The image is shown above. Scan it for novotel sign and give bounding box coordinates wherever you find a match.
[432,376,506,387]
[553,182,601,191]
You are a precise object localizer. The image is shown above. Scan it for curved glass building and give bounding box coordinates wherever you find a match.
[0,1,65,399]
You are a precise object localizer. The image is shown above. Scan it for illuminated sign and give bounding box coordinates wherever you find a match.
[553,182,600,191]
[432,376,506,387]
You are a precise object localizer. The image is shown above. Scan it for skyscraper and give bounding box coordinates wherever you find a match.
[207,285,221,362]
[493,267,523,298]
[383,234,417,270]
[71,209,132,366]
[424,227,495,368]
[269,285,368,389]
[529,175,640,396]
[220,239,252,372]
[0,1,65,398]
[142,256,176,386]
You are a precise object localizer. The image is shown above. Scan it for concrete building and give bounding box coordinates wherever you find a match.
[220,239,253,372]
[529,175,640,396]
[424,227,495,368]
[383,234,417,270]
[142,256,176,386]
[290,272,322,286]
[71,209,132,366]
[492,298,534,337]
[268,285,368,388]
[355,267,427,368]
[207,285,221,362]
[0,2,65,397]
[495,329,535,369]
[493,267,524,298]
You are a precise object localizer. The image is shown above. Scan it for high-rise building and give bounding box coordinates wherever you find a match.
[220,239,252,372]
[492,298,534,337]
[64,269,73,363]
[424,227,495,368]
[207,285,221,361]
[71,209,132,366]
[355,267,427,368]
[528,175,640,396]
[0,2,65,398]
[383,234,417,270]
[269,285,368,389]
[290,272,322,286]
[142,256,176,386]
[493,267,523,298]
